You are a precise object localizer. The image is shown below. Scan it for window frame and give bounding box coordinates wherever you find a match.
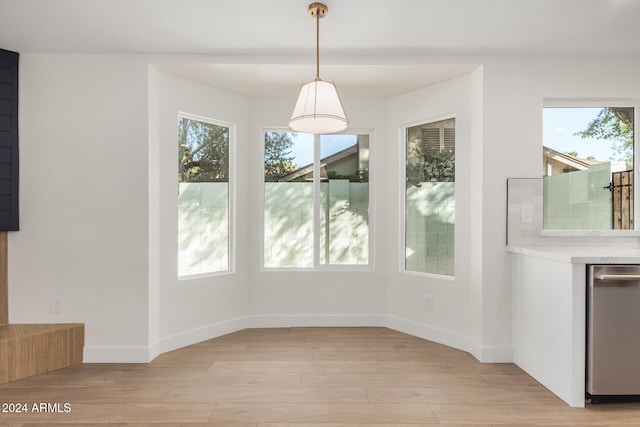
[260,128,374,271]
[542,99,640,236]
[400,114,456,280]
[177,112,236,280]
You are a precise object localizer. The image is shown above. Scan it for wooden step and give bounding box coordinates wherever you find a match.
[0,231,7,326]
[0,323,84,384]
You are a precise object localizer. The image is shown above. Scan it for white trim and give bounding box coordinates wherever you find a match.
[83,317,247,362]
[83,345,154,363]
[178,270,236,281]
[398,125,406,273]
[82,315,512,364]
[247,314,386,328]
[635,105,639,229]
[475,344,514,363]
[541,101,638,232]
[176,113,235,278]
[365,130,376,269]
[400,269,456,281]
[542,229,640,237]
[259,265,373,272]
[260,128,374,271]
[399,114,457,277]
[385,314,473,354]
[386,315,513,363]
[313,133,321,267]
[228,121,237,274]
[158,316,248,354]
[543,98,636,108]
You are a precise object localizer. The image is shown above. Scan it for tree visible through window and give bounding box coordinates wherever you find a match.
[178,115,231,277]
[179,117,229,182]
[405,118,455,277]
[263,131,370,268]
[264,131,297,182]
[543,106,635,230]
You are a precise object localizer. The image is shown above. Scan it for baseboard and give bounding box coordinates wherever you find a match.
[84,317,248,363]
[386,315,513,363]
[83,345,153,363]
[246,313,387,328]
[83,314,512,363]
[474,343,513,363]
[158,316,248,355]
[385,314,475,354]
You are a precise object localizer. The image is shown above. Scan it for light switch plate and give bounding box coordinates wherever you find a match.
[521,205,533,224]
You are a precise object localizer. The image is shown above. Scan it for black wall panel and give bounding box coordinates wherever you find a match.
[0,49,18,231]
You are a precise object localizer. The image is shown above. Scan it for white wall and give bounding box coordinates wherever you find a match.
[149,69,250,355]
[247,98,388,326]
[385,72,490,358]
[10,53,640,364]
[480,56,640,362]
[10,54,151,361]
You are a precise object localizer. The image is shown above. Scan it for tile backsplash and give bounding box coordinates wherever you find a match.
[507,177,640,248]
[507,178,544,246]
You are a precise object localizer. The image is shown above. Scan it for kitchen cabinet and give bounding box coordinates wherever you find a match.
[509,245,640,407]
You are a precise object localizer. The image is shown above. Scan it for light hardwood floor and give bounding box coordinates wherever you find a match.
[2,326,640,425]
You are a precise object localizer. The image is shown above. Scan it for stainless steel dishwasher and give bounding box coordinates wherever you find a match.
[587,264,640,400]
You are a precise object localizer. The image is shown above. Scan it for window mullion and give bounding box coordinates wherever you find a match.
[635,106,639,229]
[313,133,321,268]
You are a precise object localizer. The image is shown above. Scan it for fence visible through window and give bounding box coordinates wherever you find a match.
[405,117,455,277]
[609,170,634,230]
[543,106,635,231]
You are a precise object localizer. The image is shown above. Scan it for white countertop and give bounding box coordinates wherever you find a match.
[507,245,640,264]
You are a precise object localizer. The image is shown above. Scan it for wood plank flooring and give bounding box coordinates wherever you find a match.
[2,326,640,425]
[0,231,8,325]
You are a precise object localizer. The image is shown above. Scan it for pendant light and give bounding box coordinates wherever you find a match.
[289,2,348,134]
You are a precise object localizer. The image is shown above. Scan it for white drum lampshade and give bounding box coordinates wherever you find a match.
[289,79,348,134]
[289,3,348,134]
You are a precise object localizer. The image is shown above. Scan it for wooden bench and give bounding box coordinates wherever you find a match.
[0,323,84,384]
[0,233,85,384]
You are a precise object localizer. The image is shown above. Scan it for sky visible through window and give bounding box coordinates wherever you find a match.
[544,108,616,161]
[287,133,358,167]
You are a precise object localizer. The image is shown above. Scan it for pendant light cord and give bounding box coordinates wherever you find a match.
[315,7,320,81]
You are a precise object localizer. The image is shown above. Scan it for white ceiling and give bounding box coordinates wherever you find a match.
[1,0,639,98]
[153,63,480,98]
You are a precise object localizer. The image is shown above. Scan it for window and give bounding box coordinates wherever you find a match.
[543,106,635,230]
[404,117,455,277]
[177,114,232,277]
[263,131,370,269]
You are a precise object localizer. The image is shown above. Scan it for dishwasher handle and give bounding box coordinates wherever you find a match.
[593,273,640,287]
[594,273,640,281]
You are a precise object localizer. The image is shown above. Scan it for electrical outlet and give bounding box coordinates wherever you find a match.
[521,205,533,224]
[49,297,62,313]
[425,294,433,310]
